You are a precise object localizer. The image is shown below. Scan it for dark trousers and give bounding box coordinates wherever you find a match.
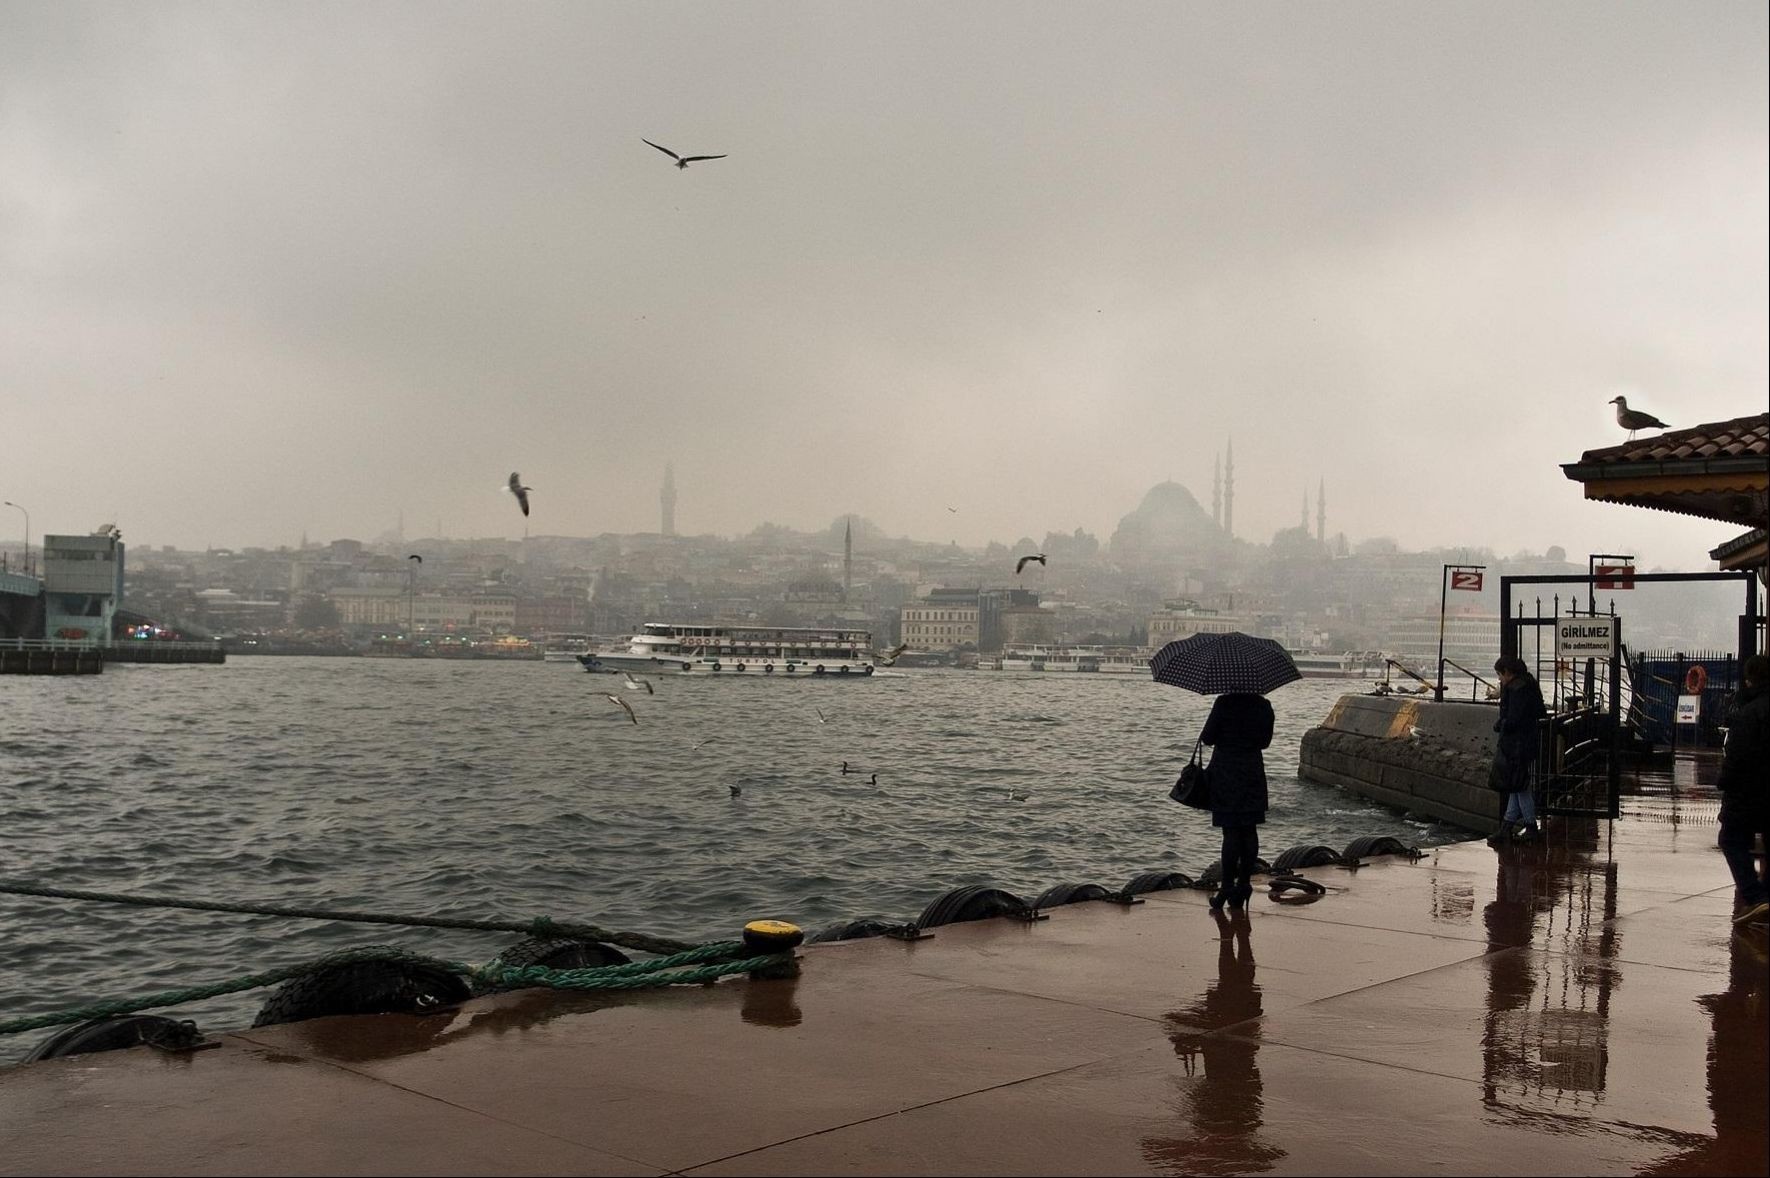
[1220,824,1260,891]
[1719,818,1767,907]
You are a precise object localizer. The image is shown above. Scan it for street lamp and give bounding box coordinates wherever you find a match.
[3,501,28,576]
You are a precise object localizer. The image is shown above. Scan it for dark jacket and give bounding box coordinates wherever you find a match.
[1200,692,1273,827]
[1717,682,1767,825]
[1494,671,1546,771]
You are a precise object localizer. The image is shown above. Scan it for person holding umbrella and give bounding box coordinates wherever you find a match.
[1151,633,1301,911]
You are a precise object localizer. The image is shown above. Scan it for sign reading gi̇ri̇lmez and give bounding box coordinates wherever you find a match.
[1555,616,1617,658]
[1675,695,1701,725]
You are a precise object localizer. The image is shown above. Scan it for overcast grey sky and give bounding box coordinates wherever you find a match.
[3,2,1764,564]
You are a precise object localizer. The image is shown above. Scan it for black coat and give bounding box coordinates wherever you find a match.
[1717,682,1767,826]
[1493,671,1546,782]
[1200,692,1273,827]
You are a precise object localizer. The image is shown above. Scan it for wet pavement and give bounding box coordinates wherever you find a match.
[2,788,1764,1176]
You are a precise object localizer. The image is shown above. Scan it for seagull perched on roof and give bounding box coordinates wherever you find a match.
[1609,396,1669,440]
[642,139,727,170]
[1016,554,1047,576]
[506,472,531,517]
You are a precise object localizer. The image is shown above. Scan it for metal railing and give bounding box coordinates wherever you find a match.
[1440,658,1497,701]
[0,638,219,653]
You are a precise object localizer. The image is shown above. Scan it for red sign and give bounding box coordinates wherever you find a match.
[1595,564,1635,590]
[1450,571,1484,591]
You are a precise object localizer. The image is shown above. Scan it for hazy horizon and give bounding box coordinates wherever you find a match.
[4,2,1765,569]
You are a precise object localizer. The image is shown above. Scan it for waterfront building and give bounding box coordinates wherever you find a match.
[1386,609,1501,680]
[900,588,980,652]
[1146,600,1249,646]
[42,529,124,646]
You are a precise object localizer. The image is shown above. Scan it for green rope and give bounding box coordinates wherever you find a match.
[0,942,795,1038]
[0,880,697,957]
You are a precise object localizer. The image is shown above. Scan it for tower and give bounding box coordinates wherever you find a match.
[1223,438,1235,540]
[843,517,853,598]
[1211,454,1222,528]
[1317,478,1326,543]
[660,463,677,537]
[1300,487,1308,531]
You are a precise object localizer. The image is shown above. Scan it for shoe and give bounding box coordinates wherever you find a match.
[1208,890,1230,912]
[1226,881,1254,910]
[1486,829,1511,848]
[1734,901,1770,927]
[1513,824,1539,843]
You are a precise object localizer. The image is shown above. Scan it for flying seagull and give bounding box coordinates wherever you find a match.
[1609,396,1669,440]
[407,554,421,565]
[604,693,638,725]
[874,643,908,666]
[642,139,727,170]
[815,707,828,724]
[623,673,655,695]
[506,472,531,517]
[1016,554,1047,576]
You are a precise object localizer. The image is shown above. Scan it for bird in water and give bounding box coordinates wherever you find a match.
[1007,789,1030,802]
[1015,554,1047,576]
[642,139,727,170]
[506,472,532,517]
[729,784,742,797]
[1609,395,1669,440]
[604,693,638,724]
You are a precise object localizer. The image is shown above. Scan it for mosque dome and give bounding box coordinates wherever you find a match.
[1108,482,1223,559]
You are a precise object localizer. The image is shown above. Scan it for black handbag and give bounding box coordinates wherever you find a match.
[1170,740,1212,809]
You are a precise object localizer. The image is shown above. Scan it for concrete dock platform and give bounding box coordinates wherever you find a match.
[1,792,1764,1176]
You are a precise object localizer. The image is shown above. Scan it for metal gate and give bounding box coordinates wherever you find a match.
[1503,596,1622,820]
[1500,570,1761,822]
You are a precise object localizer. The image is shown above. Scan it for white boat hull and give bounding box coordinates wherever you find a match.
[579,651,875,677]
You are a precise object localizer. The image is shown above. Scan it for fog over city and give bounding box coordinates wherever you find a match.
[3,3,1765,567]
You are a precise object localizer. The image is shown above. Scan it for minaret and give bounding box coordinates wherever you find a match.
[1300,487,1308,530]
[843,517,853,598]
[660,463,677,537]
[1223,438,1235,539]
[1211,455,1222,528]
[1317,478,1326,543]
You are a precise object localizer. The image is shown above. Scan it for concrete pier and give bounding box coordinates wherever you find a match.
[0,785,1762,1176]
[0,643,102,675]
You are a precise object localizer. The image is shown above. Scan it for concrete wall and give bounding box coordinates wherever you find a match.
[1299,694,1506,835]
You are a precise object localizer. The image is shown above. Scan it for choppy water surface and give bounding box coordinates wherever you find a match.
[0,659,1465,1053]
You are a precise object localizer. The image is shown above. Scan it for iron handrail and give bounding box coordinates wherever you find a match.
[1440,658,1496,700]
[1381,658,1435,689]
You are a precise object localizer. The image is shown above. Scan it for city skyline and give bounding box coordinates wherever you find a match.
[3,4,1763,568]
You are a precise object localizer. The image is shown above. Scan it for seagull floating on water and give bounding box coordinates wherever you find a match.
[1016,554,1047,576]
[1609,396,1669,440]
[604,693,638,724]
[729,784,742,797]
[1007,789,1030,802]
[642,139,727,170]
[506,472,531,517]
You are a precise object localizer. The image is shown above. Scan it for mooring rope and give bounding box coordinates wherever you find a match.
[0,880,697,956]
[0,942,794,1037]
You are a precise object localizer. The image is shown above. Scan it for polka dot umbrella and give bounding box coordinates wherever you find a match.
[1148,632,1302,696]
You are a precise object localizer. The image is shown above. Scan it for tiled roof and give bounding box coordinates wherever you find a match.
[1576,413,1768,466]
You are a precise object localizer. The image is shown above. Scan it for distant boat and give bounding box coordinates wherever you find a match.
[1286,649,1386,678]
[579,622,878,678]
[986,644,1149,673]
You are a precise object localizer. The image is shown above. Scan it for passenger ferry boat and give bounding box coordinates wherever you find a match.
[1286,649,1387,678]
[987,644,1151,673]
[578,622,878,677]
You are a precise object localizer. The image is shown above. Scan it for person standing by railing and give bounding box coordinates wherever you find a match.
[1488,655,1546,845]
